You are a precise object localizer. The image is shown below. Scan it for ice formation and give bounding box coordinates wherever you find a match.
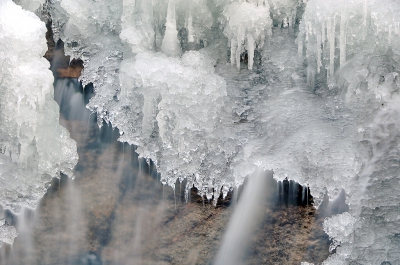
[0,0,77,246]
[46,0,400,263]
[221,1,272,70]
[12,0,45,13]
[298,0,400,88]
[297,0,400,263]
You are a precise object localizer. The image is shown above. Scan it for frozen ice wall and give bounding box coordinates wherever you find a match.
[49,0,281,201]
[0,0,77,246]
[49,0,400,263]
[298,0,400,88]
[322,96,400,264]
[297,0,400,263]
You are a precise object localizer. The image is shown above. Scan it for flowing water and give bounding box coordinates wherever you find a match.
[214,170,274,265]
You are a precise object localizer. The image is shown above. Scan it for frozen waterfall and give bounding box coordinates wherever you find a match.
[1,0,400,264]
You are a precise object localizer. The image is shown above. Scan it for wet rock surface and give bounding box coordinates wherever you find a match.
[44,21,84,79]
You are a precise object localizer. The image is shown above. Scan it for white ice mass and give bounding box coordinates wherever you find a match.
[0,0,78,247]
[1,0,400,263]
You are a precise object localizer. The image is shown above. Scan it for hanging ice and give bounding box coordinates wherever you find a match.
[221,1,272,70]
[120,0,155,53]
[297,0,400,263]
[297,0,400,87]
[47,0,400,263]
[0,0,78,247]
[161,0,181,56]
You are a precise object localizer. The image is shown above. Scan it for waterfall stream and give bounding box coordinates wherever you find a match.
[215,169,274,265]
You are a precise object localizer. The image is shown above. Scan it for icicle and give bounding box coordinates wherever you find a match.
[142,0,155,49]
[395,22,399,35]
[328,16,336,79]
[187,8,194,43]
[339,6,347,67]
[230,38,237,67]
[184,182,190,203]
[173,187,176,209]
[297,32,304,58]
[247,33,255,70]
[363,0,368,27]
[317,29,322,73]
[388,24,392,44]
[236,35,242,69]
[161,0,181,56]
[306,186,308,206]
[306,22,310,42]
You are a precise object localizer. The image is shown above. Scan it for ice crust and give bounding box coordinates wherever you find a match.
[0,0,78,246]
[48,0,400,263]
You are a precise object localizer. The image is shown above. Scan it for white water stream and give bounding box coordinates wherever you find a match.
[215,169,273,265]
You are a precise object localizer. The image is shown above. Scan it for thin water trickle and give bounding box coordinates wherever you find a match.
[214,169,274,265]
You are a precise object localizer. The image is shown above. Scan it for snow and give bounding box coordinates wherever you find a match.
[0,0,77,246]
